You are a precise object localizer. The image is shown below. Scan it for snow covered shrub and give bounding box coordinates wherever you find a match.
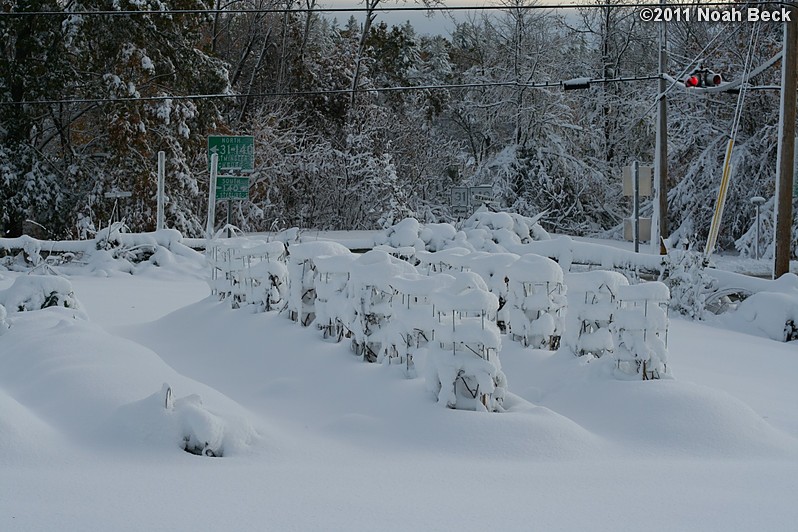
[94,221,153,262]
[415,247,471,274]
[562,271,629,358]
[0,274,80,312]
[425,272,506,412]
[611,283,671,380]
[0,304,9,335]
[466,252,519,332]
[506,254,566,349]
[374,212,550,256]
[286,241,351,326]
[461,210,551,251]
[314,254,357,341]
[345,250,416,362]
[208,239,287,311]
[661,250,715,320]
[388,273,451,376]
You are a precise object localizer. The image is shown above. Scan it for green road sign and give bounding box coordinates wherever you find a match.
[216,176,249,200]
[208,135,254,172]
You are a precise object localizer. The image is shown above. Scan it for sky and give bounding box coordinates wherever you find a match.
[317,0,584,36]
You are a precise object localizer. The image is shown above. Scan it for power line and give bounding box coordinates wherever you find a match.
[0,1,777,17]
[0,75,663,107]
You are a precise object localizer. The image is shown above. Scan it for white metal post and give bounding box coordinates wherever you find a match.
[633,160,640,253]
[206,153,219,239]
[156,151,165,231]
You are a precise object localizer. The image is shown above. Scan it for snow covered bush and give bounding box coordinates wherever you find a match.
[506,254,566,349]
[415,247,471,274]
[345,250,416,362]
[562,271,629,358]
[388,273,451,375]
[611,283,671,380]
[286,241,351,326]
[425,272,507,412]
[0,274,81,313]
[374,212,550,256]
[460,210,551,251]
[466,252,519,332]
[661,250,715,320]
[0,304,8,335]
[208,239,287,311]
[314,254,357,341]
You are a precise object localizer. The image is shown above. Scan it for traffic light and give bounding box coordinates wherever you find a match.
[684,74,700,87]
[683,69,722,88]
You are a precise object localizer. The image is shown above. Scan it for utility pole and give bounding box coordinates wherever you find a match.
[654,0,668,255]
[775,7,797,278]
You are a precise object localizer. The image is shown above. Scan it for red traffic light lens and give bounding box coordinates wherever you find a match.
[685,75,699,87]
[711,74,722,85]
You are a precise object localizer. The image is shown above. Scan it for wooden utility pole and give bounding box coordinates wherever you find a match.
[775,7,797,278]
[655,3,668,255]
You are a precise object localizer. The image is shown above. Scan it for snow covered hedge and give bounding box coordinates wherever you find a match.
[0,226,204,276]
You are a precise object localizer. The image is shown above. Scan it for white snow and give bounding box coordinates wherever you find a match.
[1,233,797,531]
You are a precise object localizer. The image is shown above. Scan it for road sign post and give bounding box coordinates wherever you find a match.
[206,153,218,238]
[156,151,165,231]
[451,185,495,217]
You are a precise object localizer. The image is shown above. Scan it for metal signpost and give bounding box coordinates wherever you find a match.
[451,186,469,217]
[622,163,653,251]
[451,185,495,217]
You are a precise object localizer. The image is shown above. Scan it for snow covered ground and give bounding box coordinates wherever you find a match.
[1,249,797,531]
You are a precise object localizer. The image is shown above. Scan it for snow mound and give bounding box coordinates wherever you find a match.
[0,307,259,456]
[501,346,798,458]
[721,291,798,342]
[111,384,256,458]
[375,212,549,255]
[0,274,83,314]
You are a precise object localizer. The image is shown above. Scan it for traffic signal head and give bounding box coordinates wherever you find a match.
[684,69,722,88]
[704,71,722,86]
